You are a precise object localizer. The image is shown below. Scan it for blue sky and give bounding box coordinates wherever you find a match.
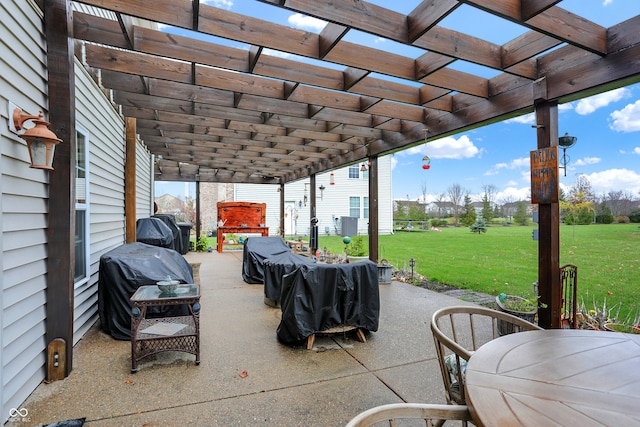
[156,0,640,204]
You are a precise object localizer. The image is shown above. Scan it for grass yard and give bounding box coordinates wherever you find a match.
[312,223,640,321]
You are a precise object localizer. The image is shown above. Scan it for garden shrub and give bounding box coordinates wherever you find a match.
[616,215,630,224]
[596,213,614,224]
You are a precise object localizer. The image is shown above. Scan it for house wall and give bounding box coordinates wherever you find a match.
[1,0,51,420]
[0,2,153,421]
[234,155,394,237]
[74,58,131,343]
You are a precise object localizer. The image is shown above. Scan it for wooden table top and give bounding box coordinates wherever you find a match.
[465,329,640,427]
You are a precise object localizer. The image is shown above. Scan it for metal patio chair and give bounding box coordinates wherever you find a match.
[431,305,542,405]
[345,403,472,427]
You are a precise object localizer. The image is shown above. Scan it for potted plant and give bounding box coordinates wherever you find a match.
[495,293,539,335]
[377,258,393,284]
[603,323,640,334]
[344,235,369,263]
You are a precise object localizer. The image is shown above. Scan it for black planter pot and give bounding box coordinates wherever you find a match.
[495,295,537,335]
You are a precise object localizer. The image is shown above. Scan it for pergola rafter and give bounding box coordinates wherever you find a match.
[71,0,640,184]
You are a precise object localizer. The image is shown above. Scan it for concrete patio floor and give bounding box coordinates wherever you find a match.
[14,250,479,427]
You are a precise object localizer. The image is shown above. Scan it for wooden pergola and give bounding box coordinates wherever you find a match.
[41,0,640,372]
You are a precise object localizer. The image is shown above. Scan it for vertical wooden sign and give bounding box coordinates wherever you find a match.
[530,146,559,204]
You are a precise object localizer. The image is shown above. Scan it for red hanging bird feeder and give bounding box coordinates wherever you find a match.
[422,155,431,170]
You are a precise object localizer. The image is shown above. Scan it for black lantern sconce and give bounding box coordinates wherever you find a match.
[558,132,577,176]
[12,108,62,170]
[319,184,326,200]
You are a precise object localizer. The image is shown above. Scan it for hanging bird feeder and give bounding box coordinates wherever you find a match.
[422,155,431,170]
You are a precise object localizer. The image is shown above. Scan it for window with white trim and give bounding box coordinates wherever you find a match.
[74,128,89,285]
[349,196,360,217]
[363,196,369,219]
[348,165,359,179]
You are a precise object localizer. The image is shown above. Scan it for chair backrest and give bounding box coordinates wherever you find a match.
[430,305,542,405]
[345,403,472,427]
[560,264,578,329]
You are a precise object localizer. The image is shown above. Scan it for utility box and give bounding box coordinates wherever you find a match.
[341,216,358,237]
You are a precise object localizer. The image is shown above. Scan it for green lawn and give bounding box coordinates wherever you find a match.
[312,223,640,321]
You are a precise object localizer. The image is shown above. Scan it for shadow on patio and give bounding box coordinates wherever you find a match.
[16,251,478,427]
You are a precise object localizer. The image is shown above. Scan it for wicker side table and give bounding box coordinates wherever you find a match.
[130,284,201,373]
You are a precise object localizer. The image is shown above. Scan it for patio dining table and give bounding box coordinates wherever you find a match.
[465,329,640,427]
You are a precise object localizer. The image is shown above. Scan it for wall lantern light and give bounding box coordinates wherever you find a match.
[558,132,577,176]
[319,184,326,200]
[13,108,62,170]
[330,172,335,185]
[360,163,368,172]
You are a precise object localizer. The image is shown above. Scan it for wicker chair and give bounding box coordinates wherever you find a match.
[431,305,543,405]
[345,403,472,427]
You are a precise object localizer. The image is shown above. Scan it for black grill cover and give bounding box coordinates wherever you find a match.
[152,214,182,253]
[136,217,173,248]
[264,251,316,302]
[98,242,194,340]
[277,261,380,344]
[242,236,292,284]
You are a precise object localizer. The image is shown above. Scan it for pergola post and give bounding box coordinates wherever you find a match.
[279,183,285,238]
[368,156,379,263]
[534,101,561,329]
[310,174,318,255]
[45,0,75,377]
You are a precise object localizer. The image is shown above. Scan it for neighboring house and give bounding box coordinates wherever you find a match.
[1,2,154,421]
[155,194,186,214]
[235,156,394,237]
[426,201,458,217]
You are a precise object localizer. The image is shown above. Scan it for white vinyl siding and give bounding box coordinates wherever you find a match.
[1,0,49,420]
[74,58,127,343]
[136,141,153,220]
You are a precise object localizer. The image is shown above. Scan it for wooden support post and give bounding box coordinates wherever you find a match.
[310,174,317,255]
[45,0,75,377]
[195,180,201,244]
[534,102,561,329]
[125,117,137,243]
[279,183,285,238]
[368,156,379,263]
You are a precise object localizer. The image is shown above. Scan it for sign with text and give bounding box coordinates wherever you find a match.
[530,146,559,204]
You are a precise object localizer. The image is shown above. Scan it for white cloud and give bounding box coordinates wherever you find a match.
[485,157,529,175]
[609,99,640,132]
[203,0,233,9]
[288,13,326,32]
[575,88,630,115]
[504,113,534,125]
[403,135,481,160]
[496,186,530,203]
[583,168,640,194]
[374,37,387,44]
[635,147,640,155]
[573,157,601,166]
